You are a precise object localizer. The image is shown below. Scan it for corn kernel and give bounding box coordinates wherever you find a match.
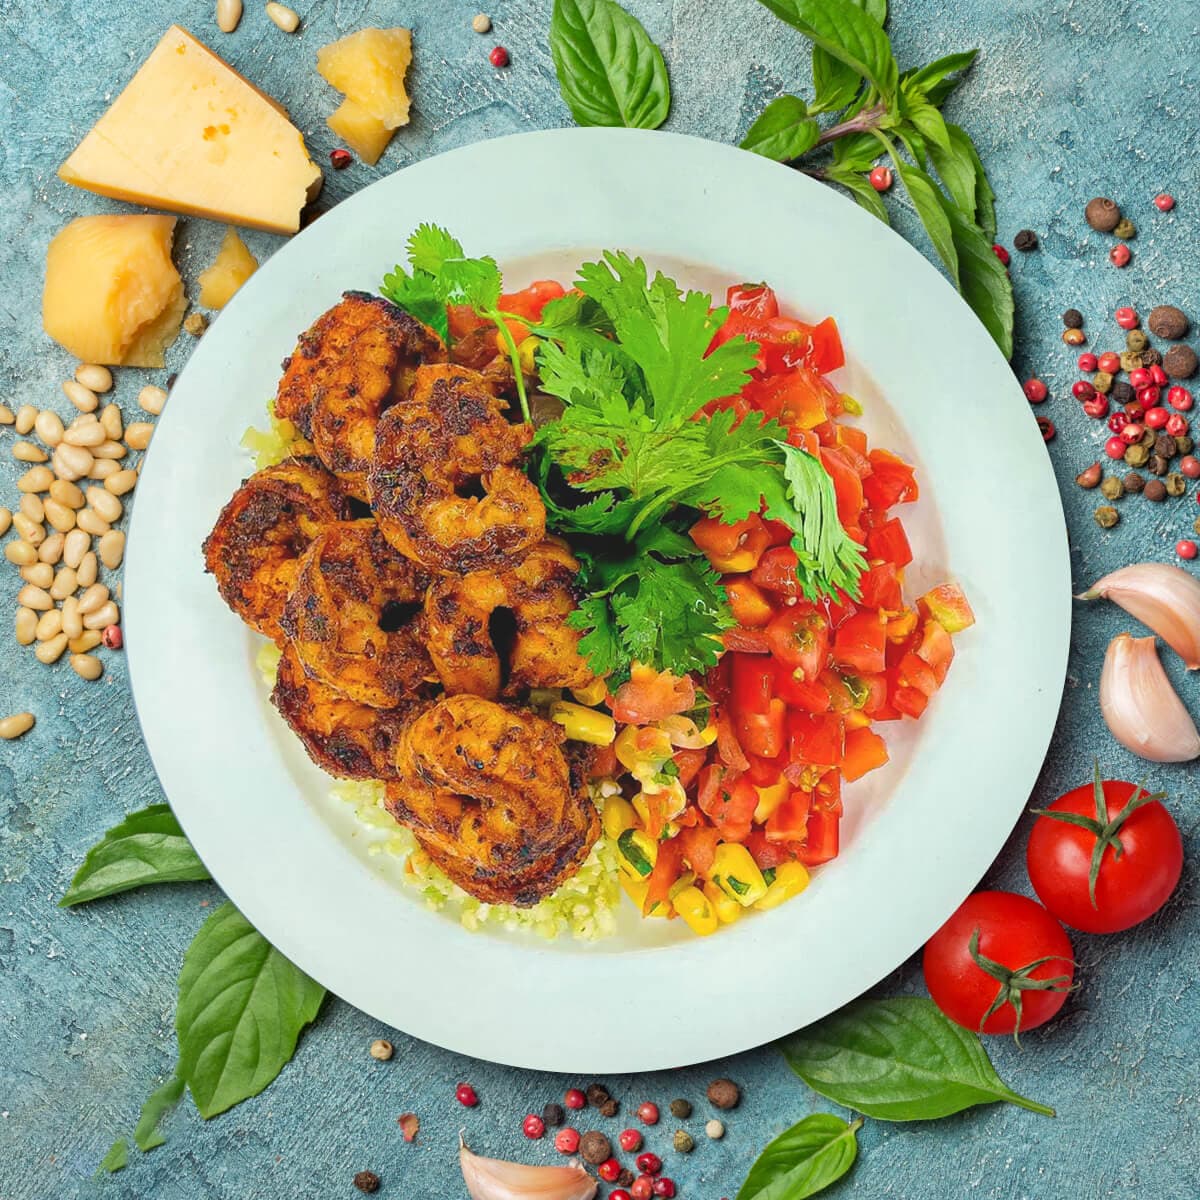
[752,778,790,823]
[711,844,768,907]
[673,885,718,935]
[615,724,673,771]
[620,873,670,917]
[570,676,609,706]
[602,794,636,841]
[517,335,538,374]
[550,700,616,745]
[754,862,811,910]
[616,828,657,879]
[703,880,743,925]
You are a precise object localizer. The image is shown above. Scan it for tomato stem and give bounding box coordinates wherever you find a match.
[968,928,1075,1045]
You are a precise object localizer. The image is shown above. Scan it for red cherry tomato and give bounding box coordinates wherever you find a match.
[1026,773,1182,933]
[922,891,1074,1036]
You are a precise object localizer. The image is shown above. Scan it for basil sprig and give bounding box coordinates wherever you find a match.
[736,1113,861,1200]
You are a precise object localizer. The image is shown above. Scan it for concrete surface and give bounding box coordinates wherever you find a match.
[1,1,1197,1197]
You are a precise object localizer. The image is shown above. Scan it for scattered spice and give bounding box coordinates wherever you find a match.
[1094,371,1113,394]
[489,45,510,67]
[635,1151,663,1175]
[600,1098,620,1118]
[1111,380,1135,405]
[1037,416,1055,442]
[1164,346,1198,379]
[586,1084,611,1108]
[397,1113,419,1142]
[1120,350,1144,373]
[1143,480,1167,502]
[1126,329,1148,352]
[1062,308,1084,329]
[598,1158,622,1183]
[1075,463,1103,489]
[456,1083,480,1107]
[1154,193,1176,212]
[1124,443,1150,467]
[619,1128,644,1153]
[1085,197,1121,232]
[353,1171,381,1194]
[368,1039,393,1061]
[636,1102,660,1126]
[1148,306,1189,340]
[1023,377,1049,403]
[523,1114,546,1140]
[1181,455,1200,479]
[543,1102,565,1127]
[580,1131,613,1165]
[1110,245,1132,268]
[1094,505,1120,528]
[555,1128,581,1154]
[618,1168,636,1188]
[472,12,492,33]
[673,1130,695,1153]
[1192,519,1200,539]
[183,311,208,337]
[1142,347,1163,367]
[705,1119,726,1140]
[1166,473,1188,497]
[1099,477,1123,501]
[1115,306,1139,330]
[1123,473,1145,494]
[1178,539,1198,560]
[1180,437,1197,456]
[330,148,353,170]
[1063,328,1086,346]
[1113,218,1137,239]
[869,165,894,192]
[706,1079,741,1109]
[1013,229,1038,252]
[1078,352,1099,372]
[1148,453,1170,477]
[668,1099,692,1119]
[1155,433,1178,458]
[564,1088,587,1110]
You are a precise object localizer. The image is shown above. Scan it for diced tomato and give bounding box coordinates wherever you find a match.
[786,711,845,770]
[745,751,785,787]
[730,654,774,713]
[897,651,939,698]
[841,727,889,782]
[837,424,869,456]
[820,447,865,528]
[447,304,485,339]
[916,619,955,684]
[857,562,903,611]
[734,697,787,759]
[640,790,672,840]
[724,576,774,628]
[745,370,830,430]
[751,547,802,598]
[498,279,566,323]
[833,610,887,675]
[809,317,845,374]
[885,608,919,644]
[726,283,779,319]
[863,450,919,510]
[918,583,976,633]
[819,669,858,714]
[673,747,709,788]
[715,707,750,771]
[697,770,758,842]
[857,673,889,717]
[865,518,913,569]
[762,518,793,547]
[766,605,830,679]
[679,825,722,877]
[765,790,812,842]
[820,590,858,630]
[889,668,931,718]
[722,627,771,654]
[786,425,822,454]
[611,664,696,724]
[773,660,832,712]
[796,809,840,866]
[690,514,771,573]
[813,769,842,815]
[588,742,618,780]
[644,834,685,914]
[744,831,801,870]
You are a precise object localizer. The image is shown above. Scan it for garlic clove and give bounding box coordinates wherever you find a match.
[1100,634,1200,763]
[459,1136,597,1200]
[1080,563,1200,669]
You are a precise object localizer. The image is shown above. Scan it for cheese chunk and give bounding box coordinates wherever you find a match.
[327,98,394,166]
[59,26,323,235]
[198,227,259,309]
[317,28,413,129]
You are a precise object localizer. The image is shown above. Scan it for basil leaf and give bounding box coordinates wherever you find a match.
[781,997,1054,1121]
[737,1113,861,1200]
[895,163,959,285]
[60,803,210,907]
[928,124,978,220]
[903,97,951,154]
[951,123,997,238]
[758,0,899,106]
[741,96,821,161]
[176,902,326,1119]
[134,1073,185,1151]
[827,169,890,224]
[935,191,1013,358]
[902,49,978,106]
[810,0,886,114]
[550,0,670,130]
[97,1138,129,1174]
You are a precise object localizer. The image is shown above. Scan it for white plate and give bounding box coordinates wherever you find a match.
[125,128,1070,1072]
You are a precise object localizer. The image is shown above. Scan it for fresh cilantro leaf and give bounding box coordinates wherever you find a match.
[405,223,466,274]
[535,340,634,417]
[380,267,450,342]
[568,593,627,680]
[437,256,503,310]
[536,291,614,338]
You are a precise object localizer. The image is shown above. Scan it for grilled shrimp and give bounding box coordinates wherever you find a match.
[279,520,434,709]
[384,694,599,906]
[271,643,414,781]
[275,292,446,500]
[203,456,345,643]
[423,539,594,699]
[368,364,545,574]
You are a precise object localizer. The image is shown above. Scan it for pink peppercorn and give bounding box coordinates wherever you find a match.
[992,243,1010,266]
[1110,244,1132,267]
[1177,540,1198,561]
[619,1129,644,1153]
[1115,306,1139,329]
[1023,378,1049,403]
[1105,435,1127,459]
[1169,387,1195,411]
[1072,380,1096,401]
[1098,351,1122,374]
[636,1103,660,1127]
[598,1159,623,1183]
[1129,368,1152,389]
[330,148,353,170]
[1151,364,1169,386]
[869,165,893,192]
[1138,385,1162,408]
[611,1193,633,1200]
[636,1152,663,1175]
[653,1180,677,1199]
[102,625,123,650]
[564,1089,586,1110]
[1124,402,1145,421]
[1120,423,1144,445]
[456,1083,479,1107]
[1144,406,1169,430]
[1180,455,1200,479]
[1108,412,1130,433]
[523,1114,546,1140]
[1038,416,1056,442]
[554,1129,581,1155]
[489,45,510,67]
[1082,396,1110,419]
[1077,352,1099,372]
[631,1179,655,1200]
[1154,193,1176,212]
[1166,413,1189,437]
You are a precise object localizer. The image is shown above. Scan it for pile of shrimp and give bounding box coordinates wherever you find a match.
[204,293,599,906]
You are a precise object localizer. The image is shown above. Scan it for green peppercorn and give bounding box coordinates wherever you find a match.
[1141,427,1157,448]
[1094,505,1120,528]
[1166,473,1187,497]
[1126,329,1149,352]
[1113,217,1137,239]
[1123,473,1145,494]
[1194,516,1200,537]
[673,1129,695,1154]
[1120,350,1144,372]
[669,1099,692,1119]
[1124,443,1150,467]
[1093,370,1113,394]
[1100,476,1123,500]
[1176,435,1194,455]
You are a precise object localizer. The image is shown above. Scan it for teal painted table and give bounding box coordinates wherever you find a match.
[1,2,1198,1197]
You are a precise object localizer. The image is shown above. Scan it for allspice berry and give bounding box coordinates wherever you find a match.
[1163,345,1198,379]
[1148,305,1189,340]
[1144,479,1167,502]
[1123,473,1145,494]
[707,1078,741,1110]
[579,1131,612,1165]
[1085,197,1121,232]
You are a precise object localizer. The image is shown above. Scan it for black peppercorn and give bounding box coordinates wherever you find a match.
[1141,348,1162,368]
[585,1084,610,1107]
[1013,229,1038,251]
[353,1171,381,1194]
[543,1103,566,1127]
[1110,381,1135,405]
[599,1098,619,1118]
[669,1098,693,1119]
[1164,345,1198,379]
[1123,473,1145,494]
[1144,479,1168,502]
[1155,433,1178,459]
[1148,453,1170,477]
[1062,308,1084,329]
[618,1169,636,1189]
[1085,197,1121,232]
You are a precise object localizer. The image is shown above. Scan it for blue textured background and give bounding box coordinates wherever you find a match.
[2,1,1198,1198]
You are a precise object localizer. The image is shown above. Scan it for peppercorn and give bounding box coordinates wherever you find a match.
[586,1084,611,1107]
[1113,217,1137,239]
[1062,308,1084,329]
[1148,305,1189,340]
[1166,473,1188,497]
[1120,350,1144,373]
[369,1039,394,1061]
[600,1098,620,1118]
[1085,197,1121,232]
[705,1119,726,1140]
[1013,229,1038,251]
[1063,328,1087,347]
[707,1079,741,1110]
[1110,244,1132,267]
[1094,505,1120,528]
[1142,348,1163,368]
[1100,476,1123,501]
[1164,345,1199,379]
[353,1171,382,1194]
[1143,480,1167,502]
[673,1130,695,1153]
[1075,463,1103,489]
[1124,443,1150,467]
[543,1103,566,1127]
[669,1099,692,1119]
[1126,329,1149,353]
[184,311,208,337]
[1177,435,1195,455]
[580,1132,613,1165]
[1123,473,1145,494]
[1093,370,1113,394]
[1194,516,1200,537]
[1140,427,1157,448]
[1155,433,1178,459]
[1148,453,1170,476]
[618,1169,636,1188]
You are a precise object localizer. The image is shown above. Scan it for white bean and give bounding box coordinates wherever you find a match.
[63,529,90,569]
[62,380,98,413]
[76,551,98,588]
[98,530,126,570]
[19,562,53,589]
[61,595,82,640]
[43,499,76,533]
[12,513,45,546]
[86,487,123,524]
[63,422,106,448]
[0,403,13,425]
[138,386,168,416]
[68,630,102,654]
[14,608,37,646]
[123,424,153,451]
[50,480,84,509]
[100,404,124,442]
[35,633,69,664]
[216,0,243,32]
[15,405,36,435]
[35,608,63,642]
[50,566,78,600]
[77,583,110,616]
[17,584,52,611]
[34,410,64,446]
[38,532,65,565]
[18,466,53,493]
[53,443,94,478]
[75,364,113,393]
[76,509,110,537]
[19,494,44,524]
[93,440,127,460]
[104,469,138,497]
[88,460,119,480]
[70,653,103,681]
[0,507,10,536]
[264,1,300,31]
[83,601,119,630]
[13,441,48,463]
[0,712,35,739]
[4,540,38,566]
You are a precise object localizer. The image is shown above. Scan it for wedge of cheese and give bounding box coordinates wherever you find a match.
[59,26,323,235]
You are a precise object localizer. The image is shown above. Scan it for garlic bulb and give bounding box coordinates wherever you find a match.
[1099,634,1200,762]
[1080,563,1200,669]
[459,1137,596,1200]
